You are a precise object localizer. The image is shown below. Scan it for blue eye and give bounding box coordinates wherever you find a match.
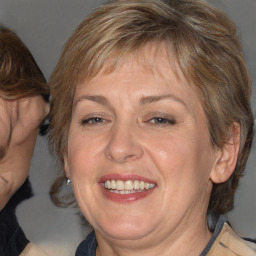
[149,117,175,125]
[81,117,105,125]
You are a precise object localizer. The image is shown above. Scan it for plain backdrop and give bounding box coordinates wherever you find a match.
[0,0,255,255]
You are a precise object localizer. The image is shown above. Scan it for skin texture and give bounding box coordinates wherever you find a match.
[0,95,49,210]
[65,47,240,256]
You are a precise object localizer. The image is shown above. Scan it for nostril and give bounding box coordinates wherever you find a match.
[106,154,113,160]
[124,154,136,160]
[105,151,139,163]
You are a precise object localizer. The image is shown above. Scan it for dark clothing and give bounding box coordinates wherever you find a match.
[75,231,97,256]
[200,215,226,256]
[0,178,32,256]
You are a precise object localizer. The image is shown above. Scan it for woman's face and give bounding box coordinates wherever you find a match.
[66,48,220,244]
[0,95,49,210]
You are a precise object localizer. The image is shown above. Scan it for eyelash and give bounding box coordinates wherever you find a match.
[80,114,176,127]
[80,117,107,126]
[148,117,176,125]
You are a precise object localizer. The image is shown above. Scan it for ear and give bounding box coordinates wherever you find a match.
[210,123,240,184]
[63,153,70,178]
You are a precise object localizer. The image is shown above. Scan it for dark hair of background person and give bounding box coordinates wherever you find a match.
[0,26,50,138]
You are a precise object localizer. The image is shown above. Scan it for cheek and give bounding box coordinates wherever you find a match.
[68,144,91,178]
[146,129,214,189]
[146,132,195,173]
[67,138,94,202]
[67,133,103,179]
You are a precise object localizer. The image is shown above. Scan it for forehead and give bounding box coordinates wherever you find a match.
[78,43,189,89]
[75,44,201,114]
[77,42,180,82]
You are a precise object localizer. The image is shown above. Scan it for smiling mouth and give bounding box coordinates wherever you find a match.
[102,179,156,194]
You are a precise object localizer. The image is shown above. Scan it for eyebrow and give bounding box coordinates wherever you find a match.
[74,95,110,108]
[74,94,188,110]
[140,94,188,110]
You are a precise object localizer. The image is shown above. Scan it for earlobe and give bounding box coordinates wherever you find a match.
[210,123,240,184]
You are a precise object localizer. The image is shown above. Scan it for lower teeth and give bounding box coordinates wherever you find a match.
[108,189,145,194]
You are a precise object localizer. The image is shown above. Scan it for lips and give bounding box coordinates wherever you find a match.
[98,174,157,203]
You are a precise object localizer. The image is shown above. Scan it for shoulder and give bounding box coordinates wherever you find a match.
[75,231,97,256]
[207,223,256,256]
[244,239,256,250]
[20,242,49,256]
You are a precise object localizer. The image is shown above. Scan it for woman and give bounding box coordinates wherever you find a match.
[49,0,255,255]
[0,27,49,255]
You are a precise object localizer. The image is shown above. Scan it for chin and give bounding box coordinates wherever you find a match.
[97,217,156,241]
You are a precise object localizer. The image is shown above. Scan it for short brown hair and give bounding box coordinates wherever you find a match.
[0,27,49,100]
[49,0,254,214]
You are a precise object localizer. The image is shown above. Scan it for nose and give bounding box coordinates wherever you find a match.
[104,123,143,164]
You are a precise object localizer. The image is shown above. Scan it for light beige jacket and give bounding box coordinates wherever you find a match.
[208,222,256,255]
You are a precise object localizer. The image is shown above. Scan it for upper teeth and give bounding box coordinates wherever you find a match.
[104,180,155,191]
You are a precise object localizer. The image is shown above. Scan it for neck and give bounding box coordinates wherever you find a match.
[95,216,212,256]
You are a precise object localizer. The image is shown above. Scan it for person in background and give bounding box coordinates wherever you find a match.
[49,0,255,255]
[0,26,49,256]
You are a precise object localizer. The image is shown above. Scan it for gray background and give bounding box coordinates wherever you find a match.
[0,0,255,255]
